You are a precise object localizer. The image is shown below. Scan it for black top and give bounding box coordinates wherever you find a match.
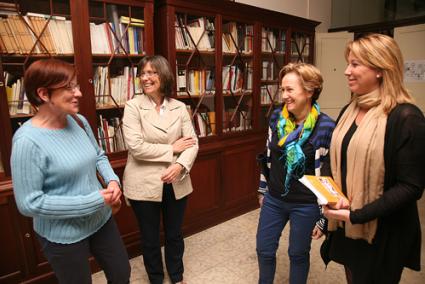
[328,103,425,283]
[268,128,317,203]
[340,121,357,195]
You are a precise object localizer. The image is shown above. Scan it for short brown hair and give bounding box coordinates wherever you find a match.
[24,59,76,106]
[139,55,174,97]
[278,63,323,103]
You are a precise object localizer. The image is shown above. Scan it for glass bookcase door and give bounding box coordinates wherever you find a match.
[88,1,148,154]
[221,19,253,133]
[175,13,216,138]
[260,26,286,129]
[290,31,312,63]
[0,0,75,176]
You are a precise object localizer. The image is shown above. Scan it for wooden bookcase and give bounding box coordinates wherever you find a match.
[0,0,318,282]
[154,0,319,269]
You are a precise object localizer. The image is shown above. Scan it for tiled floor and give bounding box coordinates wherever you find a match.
[92,197,425,283]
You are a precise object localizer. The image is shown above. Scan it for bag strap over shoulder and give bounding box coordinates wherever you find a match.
[71,114,85,130]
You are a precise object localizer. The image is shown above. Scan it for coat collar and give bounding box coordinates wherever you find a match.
[137,94,180,111]
[136,95,182,132]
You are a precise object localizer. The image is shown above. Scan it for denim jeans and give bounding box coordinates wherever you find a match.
[256,193,320,284]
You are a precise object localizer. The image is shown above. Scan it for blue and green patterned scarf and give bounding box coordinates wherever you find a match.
[276,102,320,195]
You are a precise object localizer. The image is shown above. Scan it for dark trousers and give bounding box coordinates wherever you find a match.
[37,217,130,284]
[130,184,187,284]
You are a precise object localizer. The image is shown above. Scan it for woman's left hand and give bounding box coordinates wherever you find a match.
[322,206,351,223]
[107,180,122,204]
[161,163,183,184]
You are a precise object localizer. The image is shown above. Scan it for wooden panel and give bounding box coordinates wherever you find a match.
[7,199,52,280]
[0,196,26,283]
[185,153,221,220]
[222,144,258,206]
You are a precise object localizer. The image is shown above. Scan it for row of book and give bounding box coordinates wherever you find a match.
[90,16,144,55]
[223,110,252,132]
[0,9,144,55]
[222,22,253,53]
[0,12,73,54]
[3,72,32,116]
[186,105,253,136]
[261,28,286,53]
[93,66,143,108]
[291,33,310,57]
[175,15,214,50]
[261,61,277,81]
[176,68,215,96]
[260,84,281,105]
[186,105,216,137]
[222,64,253,93]
[97,115,127,153]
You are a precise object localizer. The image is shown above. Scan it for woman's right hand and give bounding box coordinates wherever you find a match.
[327,197,350,210]
[100,189,114,205]
[172,137,196,154]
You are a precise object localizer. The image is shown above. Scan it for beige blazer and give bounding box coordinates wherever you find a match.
[122,95,198,201]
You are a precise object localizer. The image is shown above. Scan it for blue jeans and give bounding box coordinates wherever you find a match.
[256,193,320,284]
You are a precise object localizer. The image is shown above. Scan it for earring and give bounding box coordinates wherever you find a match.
[376,74,381,78]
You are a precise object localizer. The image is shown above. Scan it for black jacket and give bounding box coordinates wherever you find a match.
[328,103,425,283]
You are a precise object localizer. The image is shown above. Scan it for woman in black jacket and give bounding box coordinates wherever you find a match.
[322,33,425,284]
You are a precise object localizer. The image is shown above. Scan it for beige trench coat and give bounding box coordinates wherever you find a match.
[122,95,198,201]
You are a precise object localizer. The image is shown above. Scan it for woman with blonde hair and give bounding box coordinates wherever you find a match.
[323,33,425,283]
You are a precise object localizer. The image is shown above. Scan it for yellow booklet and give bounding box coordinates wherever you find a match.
[298,175,348,205]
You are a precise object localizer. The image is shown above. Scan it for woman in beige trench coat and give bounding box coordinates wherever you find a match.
[122,55,198,284]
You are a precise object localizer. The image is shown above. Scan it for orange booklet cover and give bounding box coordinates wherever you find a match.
[298,175,348,205]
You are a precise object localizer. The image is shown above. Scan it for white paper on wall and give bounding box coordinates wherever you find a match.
[404,59,425,82]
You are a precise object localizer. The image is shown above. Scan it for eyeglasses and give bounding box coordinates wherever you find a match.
[64,83,80,93]
[47,82,80,94]
[140,71,158,78]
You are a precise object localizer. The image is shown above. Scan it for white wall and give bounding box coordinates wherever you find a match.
[308,0,332,32]
[236,0,332,32]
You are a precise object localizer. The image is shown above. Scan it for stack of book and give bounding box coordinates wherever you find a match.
[3,71,32,116]
[222,64,252,94]
[0,12,73,54]
[222,22,253,53]
[97,115,127,153]
[93,66,142,108]
[261,28,285,53]
[175,15,214,51]
[90,15,144,55]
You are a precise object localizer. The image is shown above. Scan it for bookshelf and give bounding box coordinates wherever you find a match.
[155,0,319,245]
[174,12,217,137]
[0,0,154,282]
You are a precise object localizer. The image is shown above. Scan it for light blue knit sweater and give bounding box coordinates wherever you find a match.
[11,114,119,244]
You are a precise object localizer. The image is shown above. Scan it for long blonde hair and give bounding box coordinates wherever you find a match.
[345,33,413,113]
